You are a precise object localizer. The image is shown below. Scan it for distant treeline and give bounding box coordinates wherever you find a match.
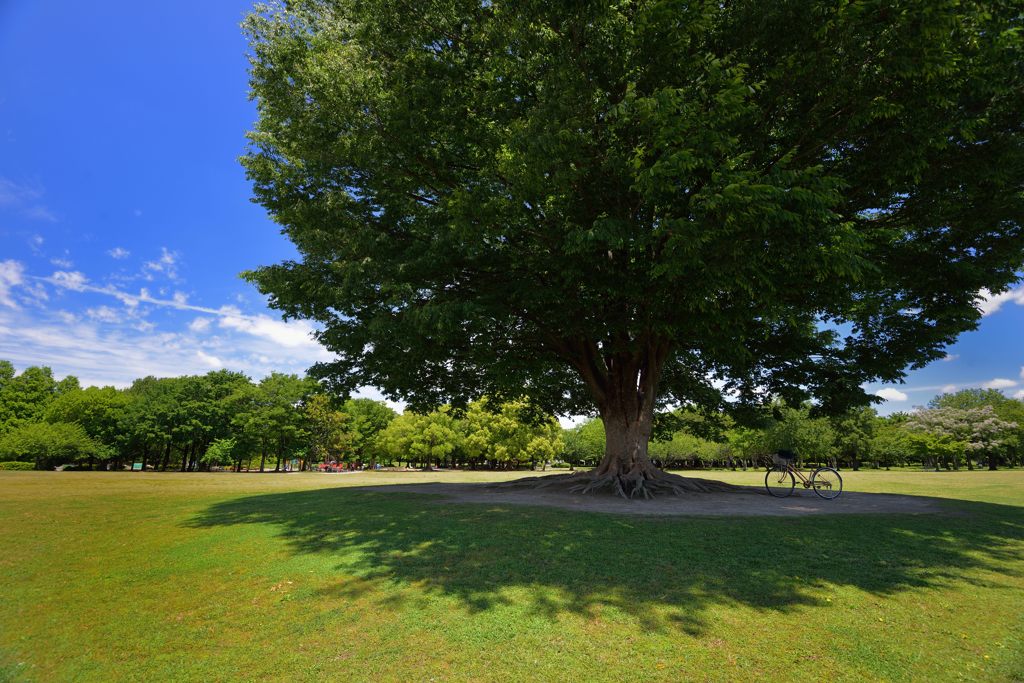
[1,360,1021,472]
[564,394,1023,471]
[0,361,561,472]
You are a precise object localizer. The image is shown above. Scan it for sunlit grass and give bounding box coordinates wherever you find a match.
[1,469,1021,682]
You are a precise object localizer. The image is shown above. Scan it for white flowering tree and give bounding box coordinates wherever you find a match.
[906,406,1017,470]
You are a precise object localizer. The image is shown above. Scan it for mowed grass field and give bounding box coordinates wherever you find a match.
[1,470,1022,682]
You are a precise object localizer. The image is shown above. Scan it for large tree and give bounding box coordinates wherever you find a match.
[242,0,1024,497]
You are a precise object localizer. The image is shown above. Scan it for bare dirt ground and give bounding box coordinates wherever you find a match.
[361,481,946,517]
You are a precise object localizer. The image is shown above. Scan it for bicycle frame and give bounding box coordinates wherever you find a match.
[785,463,814,487]
[766,458,843,499]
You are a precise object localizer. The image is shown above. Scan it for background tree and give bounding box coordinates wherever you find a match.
[561,419,606,468]
[243,0,1024,497]
[256,373,315,472]
[201,437,239,469]
[907,405,1017,470]
[931,389,1024,467]
[304,393,351,468]
[341,398,397,465]
[45,386,129,470]
[0,364,75,436]
[379,410,462,469]
[0,421,107,470]
[831,407,877,471]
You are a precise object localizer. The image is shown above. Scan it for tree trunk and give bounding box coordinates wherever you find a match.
[568,342,736,498]
[498,338,744,498]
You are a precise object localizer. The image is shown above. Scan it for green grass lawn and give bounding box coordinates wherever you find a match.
[1,469,1022,682]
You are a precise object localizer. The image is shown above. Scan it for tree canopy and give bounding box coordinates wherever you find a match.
[254,1,1019,494]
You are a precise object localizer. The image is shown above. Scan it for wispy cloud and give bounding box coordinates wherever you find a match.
[0,260,26,308]
[86,306,122,324]
[3,265,334,383]
[0,178,41,206]
[24,206,57,223]
[981,378,1017,390]
[142,247,179,281]
[0,301,328,388]
[108,247,130,260]
[0,177,57,222]
[977,286,1024,316]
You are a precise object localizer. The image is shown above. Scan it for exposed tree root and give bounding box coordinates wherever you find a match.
[493,464,750,500]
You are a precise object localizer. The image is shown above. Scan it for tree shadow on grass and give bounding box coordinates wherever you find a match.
[187,487,1024,635]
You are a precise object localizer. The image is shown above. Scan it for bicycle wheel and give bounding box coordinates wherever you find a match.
[811,467,843,499]
[765,466,795,497]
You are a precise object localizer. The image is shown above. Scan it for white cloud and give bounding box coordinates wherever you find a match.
[982,378,1017,390]
[86,306,122,324]
[0,179,56,222]
[108,247,130,259]
[217,306,322,350]
[24,206,57,222]
[0,303,327,389]
[142,247,179,281]
[0,260,26,308]
[1015,390,1024,400]
[876,388,909,402]
[188,317,212,333]
[50,257,73,268]
[50,270,88,291]
[196,350,223,369]
[977,286,1024,316]
[941,384,958,394]
[941,354,959,362]
[0,178,37,206]
[5,264,332,387]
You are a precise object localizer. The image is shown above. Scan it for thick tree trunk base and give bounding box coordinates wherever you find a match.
[494,464,748,500]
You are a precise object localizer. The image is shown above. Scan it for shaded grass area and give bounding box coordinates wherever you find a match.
[0,471,1022,682]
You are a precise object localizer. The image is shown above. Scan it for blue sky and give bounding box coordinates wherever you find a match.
[1,1,1023,415]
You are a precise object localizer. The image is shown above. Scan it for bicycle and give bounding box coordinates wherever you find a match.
[764,452,843,499]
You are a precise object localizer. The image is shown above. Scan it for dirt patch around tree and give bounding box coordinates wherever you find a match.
[357,480,946,517]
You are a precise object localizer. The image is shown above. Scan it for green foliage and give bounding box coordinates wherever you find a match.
[341,398,397,462]
[380,407,461,466]
[303,393,350,464]
[561,419,605,467]
[45,386,129,456]
[242,0,1024,447]
[0,421,107,469]
[201,438,238,467]
[379,399,561,468]
[0,461,34,471]
[0,364,76,437]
